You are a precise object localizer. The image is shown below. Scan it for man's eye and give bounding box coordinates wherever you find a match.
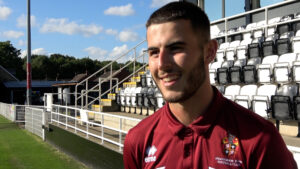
[149,50,159,57]
[170,46,183,53]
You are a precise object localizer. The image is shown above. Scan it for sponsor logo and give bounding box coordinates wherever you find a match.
[145,145,157,163]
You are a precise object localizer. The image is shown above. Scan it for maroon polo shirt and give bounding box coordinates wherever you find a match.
[123,87,297,169]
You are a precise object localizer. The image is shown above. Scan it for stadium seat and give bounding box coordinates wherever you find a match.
[225,40,241,60]
[293,30,300,53]
[144,87,155,108]
[155,88,164,108]
[235,84,258,109]
[236,38,252,60]
[148,87,157,108]
[262,40,277,57]
[257,55,279,83]
[120,88,126,107]
[277,38,291,55]
[224,85,241,100]
[294,96,300,121]
[274,53,297,83]
[229,66,243,84]
[242,65,257,84]
[137,87,148,108]
[252,84,277,118]
[277,14,294,35]
[293,60,300,82]
[271,84,299,121]
[217,67,230,85]
[267,17,281,36]
[131,87,142,108]
[141,74,147,87]
[248,43,261,58]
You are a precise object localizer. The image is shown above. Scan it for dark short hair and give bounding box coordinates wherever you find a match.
[146,1,210,38]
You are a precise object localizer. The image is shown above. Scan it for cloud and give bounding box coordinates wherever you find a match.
[150,0,177,8]
[20,48,48,58]
[109,44,128,59]
[17,14,37,28]
[40,18,103,37]
[118,30,139,42]
[2,30,24,39]
[104,4,134,16]
[105,29,118,36]
[0,6,12,20]
[84,46,108,61]
[18,40,26,46]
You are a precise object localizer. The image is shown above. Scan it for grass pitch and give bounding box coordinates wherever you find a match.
[0,115,89,169]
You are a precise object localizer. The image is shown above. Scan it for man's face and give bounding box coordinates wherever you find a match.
[147,19,208,103]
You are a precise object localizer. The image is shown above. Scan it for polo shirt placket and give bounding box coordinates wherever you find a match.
[180,127,194,169]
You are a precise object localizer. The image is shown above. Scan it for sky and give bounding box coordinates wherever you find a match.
[0,0,283,62]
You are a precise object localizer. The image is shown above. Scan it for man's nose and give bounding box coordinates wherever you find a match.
[158,49,172,70]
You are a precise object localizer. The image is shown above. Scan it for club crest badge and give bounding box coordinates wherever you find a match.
[222,133,239,156]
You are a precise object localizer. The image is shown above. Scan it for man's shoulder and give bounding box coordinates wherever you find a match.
[223,99,277,135]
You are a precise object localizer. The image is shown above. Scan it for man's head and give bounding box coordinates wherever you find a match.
[146,1,217,103]
[146,1,211,42]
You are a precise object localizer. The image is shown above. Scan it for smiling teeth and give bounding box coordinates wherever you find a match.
[163,76,178,82]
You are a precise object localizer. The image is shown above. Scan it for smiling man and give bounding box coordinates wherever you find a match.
[123,2,297,169]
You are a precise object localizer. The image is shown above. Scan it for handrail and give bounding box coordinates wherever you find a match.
[79,52,147,99]
[75,39,146,87]
[86,64,148,108]
[75,40,147,108]
[211,0,298,24]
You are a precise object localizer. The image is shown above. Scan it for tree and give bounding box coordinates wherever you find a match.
[0,41,25,80]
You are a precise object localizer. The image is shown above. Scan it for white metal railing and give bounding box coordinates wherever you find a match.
[75,39,148,109]
[50,104,141,151]
[211,0,299,41]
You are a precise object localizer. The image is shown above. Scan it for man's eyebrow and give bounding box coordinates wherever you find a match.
[165,41,186,48]
[146,41,186,52]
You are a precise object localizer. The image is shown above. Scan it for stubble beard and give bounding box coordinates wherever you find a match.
[155,54,206,103]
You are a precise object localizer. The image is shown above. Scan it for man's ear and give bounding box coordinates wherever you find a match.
[204,39,218,64]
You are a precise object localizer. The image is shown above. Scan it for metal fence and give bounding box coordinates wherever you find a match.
[25,107,46,140]
[50,104,141,151]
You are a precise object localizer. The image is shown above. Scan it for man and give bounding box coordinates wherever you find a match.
[123,1,297,169]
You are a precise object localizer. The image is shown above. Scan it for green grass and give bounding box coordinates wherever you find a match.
[0,115,89,169]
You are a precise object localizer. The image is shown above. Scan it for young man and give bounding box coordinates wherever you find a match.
[123,2,297,169]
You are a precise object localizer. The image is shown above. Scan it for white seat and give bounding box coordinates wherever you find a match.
[236,39,252,60]
[293,30,300,53]
[257,55,279,83]
[274,53,297,83]
[293,61,300,82]
[235,84,258,109]
[246,22,257,30]
[225,40,241,61]
[224,85,241,100]
[267,17,280,36]
[252,84,277,118]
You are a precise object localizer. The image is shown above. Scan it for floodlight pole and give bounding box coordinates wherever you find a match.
[222,0,225,18]
[26,0,32,105]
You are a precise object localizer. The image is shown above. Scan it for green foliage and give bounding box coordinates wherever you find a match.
[0,41,145,80]
[0,41,25,80]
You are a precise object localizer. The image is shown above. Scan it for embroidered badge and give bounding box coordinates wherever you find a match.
[222,133,239,156]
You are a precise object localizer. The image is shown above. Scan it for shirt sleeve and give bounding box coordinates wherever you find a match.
[251,126,298,169]
[123,130,141,169]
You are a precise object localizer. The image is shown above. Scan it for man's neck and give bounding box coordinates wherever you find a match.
[169,84,214,126]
